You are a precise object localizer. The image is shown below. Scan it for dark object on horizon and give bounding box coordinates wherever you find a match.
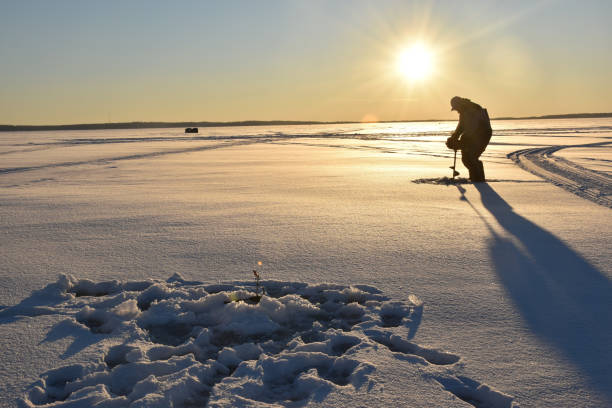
[185,127,199,133]
[446,96,492,182]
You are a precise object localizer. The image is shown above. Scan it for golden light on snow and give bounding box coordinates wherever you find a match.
[397,43,435,81]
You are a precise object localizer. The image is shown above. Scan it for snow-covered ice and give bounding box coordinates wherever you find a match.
[7,274,516,407]
[1,119,611,407]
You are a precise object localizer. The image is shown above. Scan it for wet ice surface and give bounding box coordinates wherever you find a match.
[6,274,513,407]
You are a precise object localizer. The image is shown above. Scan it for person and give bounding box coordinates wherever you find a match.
[446,96,492,182]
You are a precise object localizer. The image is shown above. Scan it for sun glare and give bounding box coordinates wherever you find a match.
[397,43,435,81]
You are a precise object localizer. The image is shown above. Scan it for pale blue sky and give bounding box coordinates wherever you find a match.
[1,0,610,124]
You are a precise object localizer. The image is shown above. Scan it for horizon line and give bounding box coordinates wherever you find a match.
[1,112,611,132]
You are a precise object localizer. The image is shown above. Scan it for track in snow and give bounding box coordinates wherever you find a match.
[3,275,516,407]
[508,142,612,208]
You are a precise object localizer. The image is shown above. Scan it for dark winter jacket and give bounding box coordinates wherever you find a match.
[450,98,492,151]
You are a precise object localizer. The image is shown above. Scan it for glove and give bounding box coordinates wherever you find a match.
[446,136,461,150]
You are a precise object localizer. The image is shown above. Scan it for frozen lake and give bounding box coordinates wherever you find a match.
[1,118,611,407]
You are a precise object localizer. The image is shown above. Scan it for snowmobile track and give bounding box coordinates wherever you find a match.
[508,142,612,208]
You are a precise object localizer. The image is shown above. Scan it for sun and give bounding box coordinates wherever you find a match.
[397,43,435,81]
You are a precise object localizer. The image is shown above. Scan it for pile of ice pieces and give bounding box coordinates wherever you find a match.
[412,177,472,185]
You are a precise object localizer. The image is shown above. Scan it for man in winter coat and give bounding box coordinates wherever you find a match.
[446,96,492,182]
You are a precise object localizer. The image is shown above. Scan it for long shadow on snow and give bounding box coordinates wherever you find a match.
[474,183,612,401]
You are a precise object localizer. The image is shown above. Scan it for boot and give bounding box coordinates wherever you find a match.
[472,161,485,182]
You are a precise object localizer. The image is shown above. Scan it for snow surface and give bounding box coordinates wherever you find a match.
[7,274,513,407]
[508,143,611,207]
[1,118,611,407]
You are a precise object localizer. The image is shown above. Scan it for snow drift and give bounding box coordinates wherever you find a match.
[6,274,515,407]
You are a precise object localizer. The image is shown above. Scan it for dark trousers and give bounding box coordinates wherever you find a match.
[461,144,487,182]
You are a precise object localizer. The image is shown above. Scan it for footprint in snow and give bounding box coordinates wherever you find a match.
[12,274,515,407]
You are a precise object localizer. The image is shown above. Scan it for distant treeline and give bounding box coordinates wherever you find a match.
[494,112,612,120]
[1,113,611,132]
[0,120,332,132]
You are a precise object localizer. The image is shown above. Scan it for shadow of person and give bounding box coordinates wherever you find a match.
[474,183,612,400]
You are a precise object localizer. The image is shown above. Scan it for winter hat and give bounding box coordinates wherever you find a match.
[450,96,464,111]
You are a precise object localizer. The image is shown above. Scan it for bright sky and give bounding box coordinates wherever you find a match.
[1,0,611,125]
